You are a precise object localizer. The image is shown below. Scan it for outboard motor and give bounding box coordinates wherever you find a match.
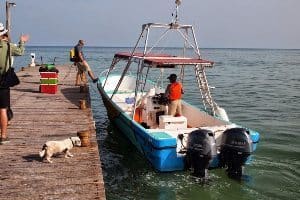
[219,128,253,179]
[186,129,217,178]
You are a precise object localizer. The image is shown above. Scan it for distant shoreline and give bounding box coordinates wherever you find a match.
[26,46,300,50]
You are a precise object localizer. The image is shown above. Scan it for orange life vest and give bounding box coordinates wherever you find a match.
[168,82,182,101]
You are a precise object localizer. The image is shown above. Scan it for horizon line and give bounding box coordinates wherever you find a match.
[25,45,300,50]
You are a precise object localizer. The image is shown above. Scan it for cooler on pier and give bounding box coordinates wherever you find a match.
[39,72,58,94]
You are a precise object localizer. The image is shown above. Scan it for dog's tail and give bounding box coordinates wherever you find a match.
[39,144,47,158]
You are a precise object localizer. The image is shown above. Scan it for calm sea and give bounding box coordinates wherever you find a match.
[14,47,300,200]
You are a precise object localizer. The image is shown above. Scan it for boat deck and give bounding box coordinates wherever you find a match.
[0,65,106,200]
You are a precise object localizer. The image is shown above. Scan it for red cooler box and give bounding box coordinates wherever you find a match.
[40,72,58,78]
[40,72,58,94]
[40,84,58,94]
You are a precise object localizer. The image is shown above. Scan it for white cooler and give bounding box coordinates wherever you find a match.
[159,115,187,129]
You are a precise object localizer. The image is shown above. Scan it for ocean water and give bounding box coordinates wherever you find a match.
[15,47,300,200]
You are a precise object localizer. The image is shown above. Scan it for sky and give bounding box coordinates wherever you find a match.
[0,0,299,49]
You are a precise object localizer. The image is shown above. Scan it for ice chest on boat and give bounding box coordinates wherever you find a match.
[159,115,187,129]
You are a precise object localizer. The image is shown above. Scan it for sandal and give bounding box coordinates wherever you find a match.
[0,137,10,145]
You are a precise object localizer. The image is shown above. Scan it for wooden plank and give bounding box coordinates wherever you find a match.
[0,65,106,200]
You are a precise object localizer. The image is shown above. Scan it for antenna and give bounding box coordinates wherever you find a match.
[172,0,182,24]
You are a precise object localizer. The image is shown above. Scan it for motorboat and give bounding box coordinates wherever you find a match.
[97,1,260,178]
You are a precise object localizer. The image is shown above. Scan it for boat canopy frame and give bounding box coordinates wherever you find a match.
[103,21,219,117]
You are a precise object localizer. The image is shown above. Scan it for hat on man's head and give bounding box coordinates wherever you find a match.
[167,74,177,80]
[0,23,8,36]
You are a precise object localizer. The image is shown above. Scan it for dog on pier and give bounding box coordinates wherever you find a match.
[39,137,81,163]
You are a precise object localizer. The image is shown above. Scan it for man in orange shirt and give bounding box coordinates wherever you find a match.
[165,74,184,116]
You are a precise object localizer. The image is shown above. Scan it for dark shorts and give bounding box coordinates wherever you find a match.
[0,88,10,108]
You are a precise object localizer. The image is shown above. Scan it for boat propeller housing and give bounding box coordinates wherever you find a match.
[186,129,217,178]
[219,127,253,178]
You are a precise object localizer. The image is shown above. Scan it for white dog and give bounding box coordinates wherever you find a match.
[39,137,81,163]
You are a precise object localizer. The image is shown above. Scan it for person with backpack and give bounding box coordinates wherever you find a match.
[72,40,98,85]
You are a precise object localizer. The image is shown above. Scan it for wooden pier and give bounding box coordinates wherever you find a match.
[0,65,106,200]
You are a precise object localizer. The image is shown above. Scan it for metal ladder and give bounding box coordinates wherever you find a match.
[194,64,216,116]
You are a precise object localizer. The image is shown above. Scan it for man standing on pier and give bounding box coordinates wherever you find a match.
[0,23,29,145]
[73,40,98,85]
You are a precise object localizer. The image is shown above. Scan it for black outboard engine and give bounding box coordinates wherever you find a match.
[219,128,253,179]
[186,129,217,178]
